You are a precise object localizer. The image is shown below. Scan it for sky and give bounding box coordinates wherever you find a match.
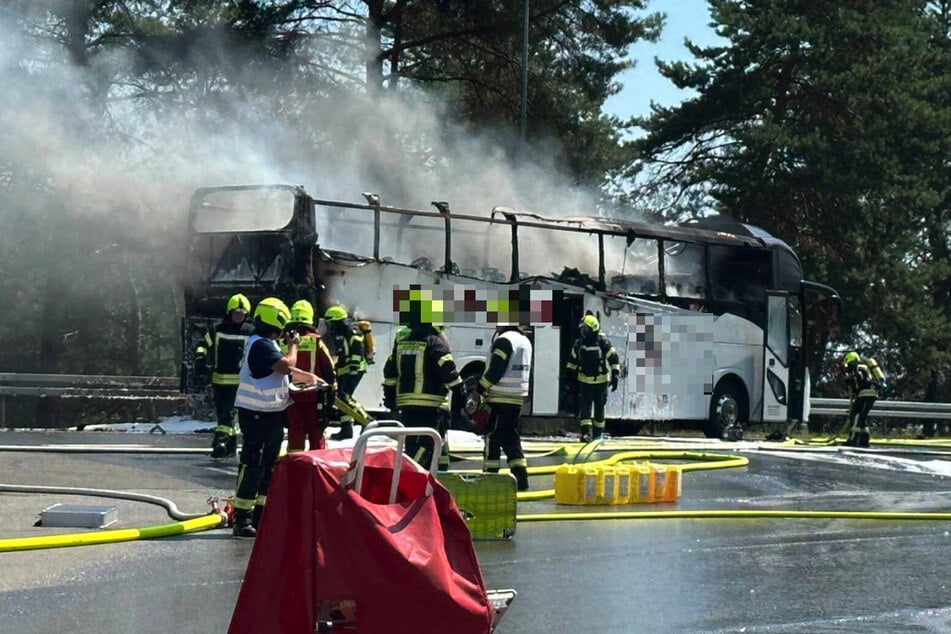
[603,0,725,121]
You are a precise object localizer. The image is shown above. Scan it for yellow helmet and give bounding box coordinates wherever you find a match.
[324,305,349,322]
[226,293,251,314]
[842,351,860,365]
[290,300,315,326]
[581,314,600,333]
[254,297,291,330]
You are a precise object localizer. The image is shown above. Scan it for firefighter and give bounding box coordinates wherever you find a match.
[565,313,620,442]
[283,300,336,452]
[195,293,255,459]
[232,298,321,538]
[324,304,370,440]
[383,310,466,472]
[840,350,881,448]
[469,324,532,491]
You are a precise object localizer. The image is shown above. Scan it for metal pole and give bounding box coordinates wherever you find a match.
[519,0,529,155]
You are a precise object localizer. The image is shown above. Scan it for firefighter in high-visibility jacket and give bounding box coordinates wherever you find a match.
[325,304,370,440]
[471,325,532,491]
[195,293,255,458]
[565,314,620,442]
[282,300,336,452]
[383,320,466,471]
[232,298,323,538]
[840,351,882,448]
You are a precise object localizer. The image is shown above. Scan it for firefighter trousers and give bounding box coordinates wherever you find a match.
[483,403,526,472]
[234,408,286,511]
[399,406,450,471]
[577,382,608,430]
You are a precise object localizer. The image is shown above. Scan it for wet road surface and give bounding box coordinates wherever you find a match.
[2,430,950,633]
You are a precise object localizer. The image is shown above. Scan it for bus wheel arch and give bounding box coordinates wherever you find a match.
[705,376,749,439]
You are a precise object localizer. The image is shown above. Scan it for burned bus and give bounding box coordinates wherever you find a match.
[180,184,840,438]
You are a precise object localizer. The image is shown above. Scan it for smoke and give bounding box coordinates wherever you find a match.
[0,6,617,376]
[0,9,598,224]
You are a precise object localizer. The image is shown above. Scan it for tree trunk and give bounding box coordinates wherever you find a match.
[365,0,385,90]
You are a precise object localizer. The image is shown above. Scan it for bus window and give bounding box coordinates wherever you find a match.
[605,236,660,296]
[664,241,706,299]
[767,294,788,365]
[519,225,601,282]
[316,204,377,258]
[206,235,288,283]
[788,295,803,348]
[451,216,511,281]
[191,187,295,233]
[708,245,771,324]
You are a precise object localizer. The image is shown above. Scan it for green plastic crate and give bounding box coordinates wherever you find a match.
[437,471,517,540]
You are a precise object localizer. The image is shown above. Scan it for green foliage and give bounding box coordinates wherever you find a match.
[636,0,951,398]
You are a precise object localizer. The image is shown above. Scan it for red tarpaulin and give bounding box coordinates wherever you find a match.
[229,447,493,634]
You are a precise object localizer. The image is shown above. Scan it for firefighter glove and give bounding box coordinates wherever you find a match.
[610,373,619,392]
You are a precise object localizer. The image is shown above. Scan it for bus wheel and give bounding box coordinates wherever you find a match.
[705,380,747,439]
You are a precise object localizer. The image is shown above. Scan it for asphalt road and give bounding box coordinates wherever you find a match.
[2,430,950,633]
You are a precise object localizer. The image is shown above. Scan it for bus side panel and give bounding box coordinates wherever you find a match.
[711,313,764,422]
[625,313,714,421]
[321,261,509,414]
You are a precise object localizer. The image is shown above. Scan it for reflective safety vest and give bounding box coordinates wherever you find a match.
[281,332,336,404]
[234,335,290,412]
[481,330,531,406]
[334,326,367,377]
[196,320,253,386]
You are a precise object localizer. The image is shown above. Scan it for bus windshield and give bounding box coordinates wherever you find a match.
[191,187,296,233]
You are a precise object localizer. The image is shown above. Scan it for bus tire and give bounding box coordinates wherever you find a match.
[705,379,748,439]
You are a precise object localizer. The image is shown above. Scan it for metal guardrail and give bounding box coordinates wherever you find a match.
[0,373,189,428]
[0,373,183,400]
[810,398,951,420]
[1,374,950,420]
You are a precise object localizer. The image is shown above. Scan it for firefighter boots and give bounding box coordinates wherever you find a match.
[211,435,237,459]
[233,511,256,538]
[251,505,265,529]
[331,422,353,441]
[591,427,603,440]
[844,430,869,447]
[579,425,592,443]
[210,433,228,458]
[511,466,530,492]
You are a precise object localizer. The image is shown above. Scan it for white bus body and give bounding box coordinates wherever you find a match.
[181,185,838,437]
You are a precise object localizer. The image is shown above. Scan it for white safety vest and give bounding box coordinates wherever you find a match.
[234,335,290,412]
[485,330,532,405]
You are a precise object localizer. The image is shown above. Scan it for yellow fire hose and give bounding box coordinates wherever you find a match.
[0,513,226,553]
[0,483,228,553]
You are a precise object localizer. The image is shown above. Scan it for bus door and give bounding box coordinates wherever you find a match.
[531,325,560,415]
[762,291,802,422]
[557,294,586,414]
